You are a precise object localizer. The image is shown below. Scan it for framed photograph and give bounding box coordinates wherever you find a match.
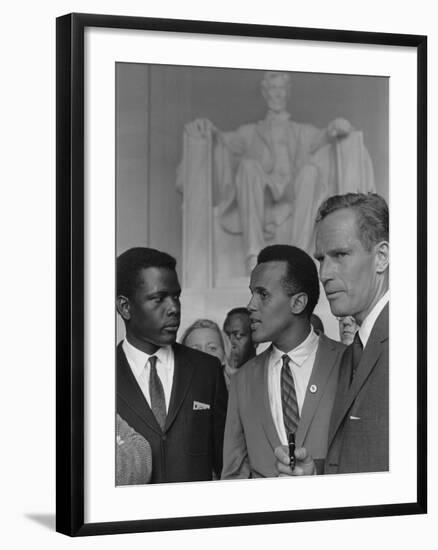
[56,13,427,536]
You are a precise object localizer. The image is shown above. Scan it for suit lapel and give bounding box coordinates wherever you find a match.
[116,344,162,435]
[253,348,282,450]
[328,304,389,444]
[296,335,339,447]
[164,344,195,432]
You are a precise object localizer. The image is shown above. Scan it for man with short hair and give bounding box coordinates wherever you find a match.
[221,245,345,479]
[223,307,257,370]
[275,192,389,475]
[116,247,227,484]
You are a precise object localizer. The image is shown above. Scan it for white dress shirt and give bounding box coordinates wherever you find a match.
[268,328,319,445]
[358,291,389,348]
[122,339,174,412]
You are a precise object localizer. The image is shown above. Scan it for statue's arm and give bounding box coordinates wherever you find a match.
[309,117,354,154]
[217,125,249,156]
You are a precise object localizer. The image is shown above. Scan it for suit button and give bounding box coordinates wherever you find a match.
[161,435,167,441]
[309,384,318,393]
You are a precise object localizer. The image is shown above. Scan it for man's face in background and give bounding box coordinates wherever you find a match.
[224,312,255,368]
[338,315,359,345]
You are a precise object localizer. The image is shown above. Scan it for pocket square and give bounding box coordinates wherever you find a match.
[193,400,210,410]
[349,415,361,420]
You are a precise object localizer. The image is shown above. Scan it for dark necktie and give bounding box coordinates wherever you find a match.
[350,331,363,383]
[281,354,300,435]
[148,356,166,430]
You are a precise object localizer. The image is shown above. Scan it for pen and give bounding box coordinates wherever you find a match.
[288,432,296,471]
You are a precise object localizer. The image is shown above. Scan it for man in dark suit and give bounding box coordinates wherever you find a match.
[221,245,345,479]
[116,247,228,484]
[275,193,389,475]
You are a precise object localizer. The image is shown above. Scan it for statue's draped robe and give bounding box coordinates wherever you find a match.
[177,114,375,272]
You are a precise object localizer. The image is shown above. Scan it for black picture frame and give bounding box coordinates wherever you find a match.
[56,12,427,537]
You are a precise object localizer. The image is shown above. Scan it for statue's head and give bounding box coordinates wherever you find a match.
[261,71,291,113]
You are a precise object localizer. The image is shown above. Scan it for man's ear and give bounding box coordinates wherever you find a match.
[375,241,389,274]
[290,292,308,315]
[116,295,131,321]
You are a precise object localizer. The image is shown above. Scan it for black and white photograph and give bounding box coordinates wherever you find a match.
[115,64,389,486]
[4,1,436,548]
[53,10,427,538]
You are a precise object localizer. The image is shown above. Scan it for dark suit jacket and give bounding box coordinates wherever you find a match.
[117,342,228,484]
[221,334,345,479]
[325,303,389,474]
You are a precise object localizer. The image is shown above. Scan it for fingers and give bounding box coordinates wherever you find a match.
[328,117,353,138]
[274,445,316,477]
[274,445,289,465]
[275,444,307,464]
[295,446,315,465]
[294,446,308,461]
[185,118,214,137]
[336,118,353,134]
[275,445,294,476]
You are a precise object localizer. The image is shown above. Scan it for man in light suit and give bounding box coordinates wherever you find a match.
[116,247,227,484]
[221,245,345,479]
[276,193,389,475]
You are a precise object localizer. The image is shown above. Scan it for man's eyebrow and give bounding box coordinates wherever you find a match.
[147,289,181,298]
[146,290,166,298]
[328,246,351,254]
[315,246,350,259]
[252,285,267,293]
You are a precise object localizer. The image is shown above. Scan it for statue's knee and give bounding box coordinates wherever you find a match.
[236,158,265,191]
[238,158,263,176]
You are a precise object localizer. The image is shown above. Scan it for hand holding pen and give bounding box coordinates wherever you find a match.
[275,442,316,476]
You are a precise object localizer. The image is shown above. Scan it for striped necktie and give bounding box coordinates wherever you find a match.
[148,356,166,430]
[281,354,300,435]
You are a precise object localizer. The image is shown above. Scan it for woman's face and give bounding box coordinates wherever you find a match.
[184,327,225,364]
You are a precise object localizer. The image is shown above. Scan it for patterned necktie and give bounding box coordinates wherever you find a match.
[350,331,363,383]
[148,356,166,430]
[281,354,300,435]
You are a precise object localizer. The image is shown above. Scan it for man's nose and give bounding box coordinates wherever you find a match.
[247,295,256,311]
[167,298,180,315]
[318,258,333,284]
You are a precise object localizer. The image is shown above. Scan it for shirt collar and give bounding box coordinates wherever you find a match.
[358,291,389,348]
[123,338,172,378]
[271,328,319,367]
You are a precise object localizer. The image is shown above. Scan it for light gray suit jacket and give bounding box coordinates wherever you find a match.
[221,334,345,478]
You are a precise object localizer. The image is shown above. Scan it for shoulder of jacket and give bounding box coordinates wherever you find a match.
[234,350,268,381]
[319,334,346,353]
[174,343,221,368]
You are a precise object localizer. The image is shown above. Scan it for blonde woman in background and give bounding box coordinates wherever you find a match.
[181,319,235,389]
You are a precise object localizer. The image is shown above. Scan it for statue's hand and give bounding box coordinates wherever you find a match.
[327,117,353,139]
[185,118,217,138]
